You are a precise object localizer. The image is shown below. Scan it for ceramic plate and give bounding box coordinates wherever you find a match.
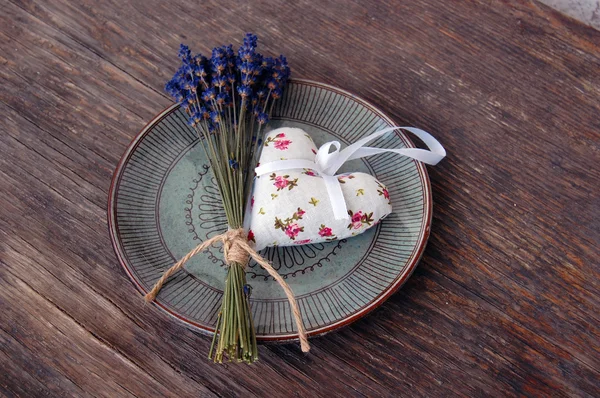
[108,79,432,342]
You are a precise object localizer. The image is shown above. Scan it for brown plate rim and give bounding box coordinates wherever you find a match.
[107,78,432,342]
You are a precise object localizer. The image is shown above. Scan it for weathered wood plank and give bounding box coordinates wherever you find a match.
[0,335,65,398]
[1,0,599,396]
[0,269,195,397]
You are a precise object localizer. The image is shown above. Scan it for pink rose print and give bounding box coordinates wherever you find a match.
[285,223,303,239]
[251,196,255,208]
[274,208,306,241]
[247,229,255,243]
[347,210,374,230]
[382,188,389,200]
[318,224,337,240]
[294,239,312,245]
[377,182,391,204]
[302,168,317,176]
[274,139,291,150]
[274,176,288,189]
[264,132,292,151]
[318,226,333,237]
[270,173,298,191]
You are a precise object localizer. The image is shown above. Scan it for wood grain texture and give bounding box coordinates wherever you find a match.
[0,0,598,396]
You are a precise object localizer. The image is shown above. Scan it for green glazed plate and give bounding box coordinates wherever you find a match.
[108,79,432,342]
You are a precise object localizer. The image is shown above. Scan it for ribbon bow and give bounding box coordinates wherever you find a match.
[255,126,446,220]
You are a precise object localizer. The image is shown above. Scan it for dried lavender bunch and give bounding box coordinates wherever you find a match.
[164,34,290,363]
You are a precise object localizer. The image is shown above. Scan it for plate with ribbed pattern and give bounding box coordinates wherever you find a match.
[108,79,432,342]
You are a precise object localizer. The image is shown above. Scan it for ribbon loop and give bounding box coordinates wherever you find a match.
[315,140,342,172]
[255,126,446,220]
[325,127,446,174]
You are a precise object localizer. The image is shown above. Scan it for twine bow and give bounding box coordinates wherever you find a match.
[144,228,310,352]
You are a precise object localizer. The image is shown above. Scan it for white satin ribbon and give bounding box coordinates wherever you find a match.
[254,127,446,220]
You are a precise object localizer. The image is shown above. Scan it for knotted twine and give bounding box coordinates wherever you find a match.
[144,228,310,352]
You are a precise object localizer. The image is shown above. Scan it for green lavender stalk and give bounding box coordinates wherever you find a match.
[165,35,289,363]
[209,261,257,363]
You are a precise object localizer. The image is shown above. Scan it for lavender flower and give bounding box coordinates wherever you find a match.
[199,106,210,119]
[257,112,269,125]
[209,110,221,124]
[165,34,291,144]
[266,77,278,91]
[178,44,191,61]
[216,92,230,106]
[237,85,251,98]
[187,110,202,127]
[271,88,282,99]
[194,64,207,78]
[213,74,227,89]
[202,88,216,102]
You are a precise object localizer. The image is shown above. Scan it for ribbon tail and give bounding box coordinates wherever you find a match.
[325,126,446,173]
[347,146,445,165]
[346,127,446,165]
[322,174,348,220]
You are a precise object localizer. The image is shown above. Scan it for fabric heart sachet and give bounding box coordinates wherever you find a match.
[246,127,446,251]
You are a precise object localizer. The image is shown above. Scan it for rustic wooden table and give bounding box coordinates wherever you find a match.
[1,0,599,396]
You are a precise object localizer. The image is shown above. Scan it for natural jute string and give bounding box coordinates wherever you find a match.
[144,228,310,352]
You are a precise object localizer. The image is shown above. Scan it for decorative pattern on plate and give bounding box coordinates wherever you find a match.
[108,79,431,340]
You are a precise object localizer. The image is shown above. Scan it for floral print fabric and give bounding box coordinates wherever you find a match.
[247,127,393,251]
